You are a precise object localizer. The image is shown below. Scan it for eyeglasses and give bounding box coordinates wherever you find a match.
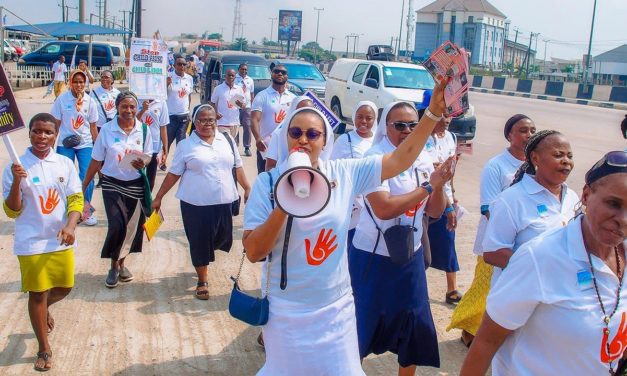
[389,121,418,131]
[273,69,288,75]
[606,151,627,167]
[287,127,324,141]
[175,62,186,66]
[226,74,236,77]
[196,119,216,125]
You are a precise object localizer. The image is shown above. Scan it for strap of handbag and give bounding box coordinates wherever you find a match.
[91,89,111,122]
[361,168,421,278]
[222,132,238,187]
[139,123,153,211]
[347,132,354,158]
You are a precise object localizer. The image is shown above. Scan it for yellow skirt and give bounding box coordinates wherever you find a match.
[446,256,493,335]
[18,248,75,293]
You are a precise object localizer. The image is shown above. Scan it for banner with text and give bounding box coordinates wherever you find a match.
[129,38,169,101]
[304,91,340,129]
[0,63,25,136]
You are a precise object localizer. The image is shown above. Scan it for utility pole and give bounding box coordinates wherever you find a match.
[521,32,535,78]
[583,0,597,85]
[79,0,85,40]
[61,0,66,22]
[329,36,335,54]
[510,27,519,76]
[120,10,130,45]
[268,17,277,42]
[314,7,324,64]
[397,0,405,56]
[135,0,142,37]
[345,35,350,57]
[543,39,550,74]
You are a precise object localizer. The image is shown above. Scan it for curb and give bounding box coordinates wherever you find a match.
[469,87,627,111]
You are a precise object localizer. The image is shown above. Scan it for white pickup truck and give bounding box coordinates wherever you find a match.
[325,58,476,142]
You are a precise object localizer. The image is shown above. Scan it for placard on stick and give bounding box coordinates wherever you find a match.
[0,63,25,136]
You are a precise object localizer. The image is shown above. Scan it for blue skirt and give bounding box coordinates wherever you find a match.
[428,213,460,273]
[348,245,440,368]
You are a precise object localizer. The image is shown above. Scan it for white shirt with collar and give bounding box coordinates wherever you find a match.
[210,82,245,126]
[52,61,67,82]
[91,86,121,127]
[472,148,524,255]
[169,131,242,206]
[139,100,170,153]
[352,137,434,256]
[91,118,153,181]
[251,86,296,153]
[166,71,194,115]
[2,149,82,256]
[487,215,627,376]
[483,173,579,283]
[234,74,255,109]
[50,90,99,149]
[425,130,457,201]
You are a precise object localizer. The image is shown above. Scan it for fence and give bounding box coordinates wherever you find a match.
[5,64,125,88]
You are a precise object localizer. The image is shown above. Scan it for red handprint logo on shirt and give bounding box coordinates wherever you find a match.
[404,200,427,217]
[71,114,85,130]
[39,188,60,215]
[144,115,154,127]
[305,228,338,266]
[274,109,287,124]
[178,87,187,98]
[103,100,115,111]
[227,100,234,109]
[600,312,627,364]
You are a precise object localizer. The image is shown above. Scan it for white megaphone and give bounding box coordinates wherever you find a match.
[274,149,331,218]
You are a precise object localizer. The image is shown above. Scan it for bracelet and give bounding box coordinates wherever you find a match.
[445,206,455,214]
[424,108,443,122]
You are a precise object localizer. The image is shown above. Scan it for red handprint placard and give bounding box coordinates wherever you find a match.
[305,228,338,266]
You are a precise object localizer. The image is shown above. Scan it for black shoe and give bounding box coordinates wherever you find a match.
[105,268,120,288]
[244,147,252,157]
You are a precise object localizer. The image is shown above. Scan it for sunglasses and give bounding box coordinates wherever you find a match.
[606,151,627,167]
[389,121,419,131]
[176,62,186,66]
[273,69,288,75]
[287,127,324,141]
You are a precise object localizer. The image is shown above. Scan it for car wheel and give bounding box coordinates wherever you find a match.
[331,99,343,120]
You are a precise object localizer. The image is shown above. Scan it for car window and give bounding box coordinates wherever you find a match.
[352,64,368,84]
[62,44,76,55]
[282,63,325,81]
[110,46,121,57]
[382,66,434,90]
[224,64,270,80]
[93,46,107,58]
[76,45,88,55]
[44,44,60,54]
[366,66,380,83]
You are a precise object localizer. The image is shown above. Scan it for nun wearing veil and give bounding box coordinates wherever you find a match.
[242,80,448,375]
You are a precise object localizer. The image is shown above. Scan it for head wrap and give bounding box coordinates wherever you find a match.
[510,129,561,185]
[372,101,416,145]
[115,90,139,108]
[275,107,334,167]
[69,70,87,110]
[351,101,378,137]
[585,151,627,186]
[504,114,532,140]
[192,104,215,123]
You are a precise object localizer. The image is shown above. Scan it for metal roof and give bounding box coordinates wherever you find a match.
[417,0,507,18]
[4,21,130,37]
[594,44,627,63]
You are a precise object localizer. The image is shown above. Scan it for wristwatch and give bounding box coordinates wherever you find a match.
[421,181,433,195]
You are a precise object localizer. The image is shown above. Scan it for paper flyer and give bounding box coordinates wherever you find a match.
[423,41,470,117]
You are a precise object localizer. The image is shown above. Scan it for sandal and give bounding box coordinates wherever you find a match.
[446,290,463,304]
[195,282,209,300]
[34,351,52,372]
[461,330,474,348]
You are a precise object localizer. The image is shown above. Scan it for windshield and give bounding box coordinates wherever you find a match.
[383,66,434,90]
[283,63,325,81]
[224,64,271,80]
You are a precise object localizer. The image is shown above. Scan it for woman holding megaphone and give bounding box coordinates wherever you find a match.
[242,77,449,375]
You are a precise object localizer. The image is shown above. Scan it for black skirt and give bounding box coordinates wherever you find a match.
[180,201,233,267]
[100,175,146,260]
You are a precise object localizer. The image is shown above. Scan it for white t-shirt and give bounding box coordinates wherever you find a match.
[425,131,456,201]
[50,90,99,149]
[90,86,120,127]
[483,173,579,283]
[244,156,383,308]
[330,130,374,160]
[2,149,82,256]
[91,119,153,181]
[166,71,194,115]
[265,123,285,162]
[234,74,255,109]
[251,86,296,153]
[52,61,67,82]
[352,137,434,256]
[169,131,242,206]
[472,149,524,255]
[139,100,169,153]
[487,215,627,376]
[330,130,374,230]
[210,82,245,126]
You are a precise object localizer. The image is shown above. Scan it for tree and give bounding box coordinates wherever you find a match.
[207,33,223,41]
[561,65,574,74]
[262,37,280,47]
[231,38,248,51]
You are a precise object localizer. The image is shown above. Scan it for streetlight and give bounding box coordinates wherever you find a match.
[268,17,277,42]
[397,0,405,56]
[583,0,598,85]
[314,7,324,64]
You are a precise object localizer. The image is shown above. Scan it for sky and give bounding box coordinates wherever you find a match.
[2,0,626,60]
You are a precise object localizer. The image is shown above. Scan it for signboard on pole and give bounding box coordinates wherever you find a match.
[0,63,25,136]
[278,10,303,42]
[129,38,169,100]
[304,90,340,129]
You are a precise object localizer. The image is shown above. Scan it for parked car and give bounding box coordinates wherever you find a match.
[269,59,327,99]
[325,58,476,142]
[3,40,17,61]
[366,45,395,61]
[200,50,271,104]
[104,41,126,66]
[18,41,115,67]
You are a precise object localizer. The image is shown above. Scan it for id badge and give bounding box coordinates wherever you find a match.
[31,176,43,186]
[577,269,593,291]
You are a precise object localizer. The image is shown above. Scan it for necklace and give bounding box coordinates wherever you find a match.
[587,245,624,375]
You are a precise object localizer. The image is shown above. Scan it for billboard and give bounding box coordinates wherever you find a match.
[278,10,302,42]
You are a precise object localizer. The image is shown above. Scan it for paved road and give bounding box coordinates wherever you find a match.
[0,87,624,375]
